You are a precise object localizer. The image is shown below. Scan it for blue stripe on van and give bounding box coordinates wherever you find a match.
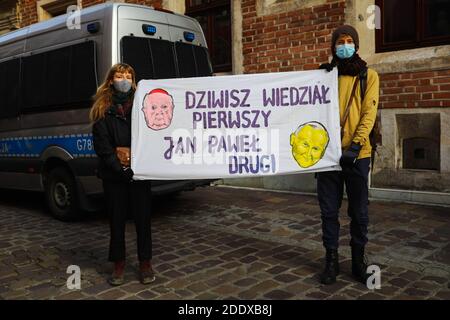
[0,134,96,158]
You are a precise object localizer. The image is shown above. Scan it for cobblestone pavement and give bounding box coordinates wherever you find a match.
[0,185,449,300]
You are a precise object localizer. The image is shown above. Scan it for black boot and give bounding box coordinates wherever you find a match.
[352,246,369,285]
[319,249,339,285]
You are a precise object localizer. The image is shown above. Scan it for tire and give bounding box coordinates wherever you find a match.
[45,167,82,221]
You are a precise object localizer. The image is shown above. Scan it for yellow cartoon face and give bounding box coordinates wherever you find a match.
[290,123,329,168]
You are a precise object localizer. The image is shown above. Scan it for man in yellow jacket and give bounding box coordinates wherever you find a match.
[317,25,379,285]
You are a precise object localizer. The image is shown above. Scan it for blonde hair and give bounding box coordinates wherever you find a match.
[89,63,137,122]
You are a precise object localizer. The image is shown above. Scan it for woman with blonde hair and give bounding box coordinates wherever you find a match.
[91,63,155,286]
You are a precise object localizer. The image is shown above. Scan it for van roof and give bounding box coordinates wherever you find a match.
[0,2,196,46]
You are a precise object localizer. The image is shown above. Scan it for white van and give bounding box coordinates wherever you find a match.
[0,3,214,221]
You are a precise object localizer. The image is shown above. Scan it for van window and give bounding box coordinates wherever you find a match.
[69,41,98,104]
[21,41,98,112]
[46,46,71,106]
[193,45,213,77]
[22,53,47,110]
[121,36,213,82]
[120,36,154,82]
[150,39,178,79]
[175,42,212,78]
[0,59,20,119]
[121,36,178,81]
[175,42,197,78]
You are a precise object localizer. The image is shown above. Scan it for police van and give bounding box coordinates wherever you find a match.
[0,3,214,221]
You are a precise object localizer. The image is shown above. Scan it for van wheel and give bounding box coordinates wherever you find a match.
[45,167,81,221]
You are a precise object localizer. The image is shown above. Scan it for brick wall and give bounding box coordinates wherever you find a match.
[17,0,38,27]
[18,0,162,27]
[241,0,345,74]
[81,0,162,10]
[16,0,450,111]
[0,1,20,35]
[380,70,450,109]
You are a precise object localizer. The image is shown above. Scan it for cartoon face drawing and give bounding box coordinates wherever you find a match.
[290,122,330,168]
[142,89,174,130]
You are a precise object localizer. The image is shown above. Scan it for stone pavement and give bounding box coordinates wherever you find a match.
[0,185,448,300]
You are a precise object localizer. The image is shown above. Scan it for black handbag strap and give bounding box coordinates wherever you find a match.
[341,77,359,137]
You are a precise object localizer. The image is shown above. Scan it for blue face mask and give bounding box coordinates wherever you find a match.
[335,44,356,59]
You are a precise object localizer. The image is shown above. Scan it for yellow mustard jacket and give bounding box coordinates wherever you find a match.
[338,68,380,159]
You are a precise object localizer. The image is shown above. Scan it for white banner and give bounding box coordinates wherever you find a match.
[131,69,341,180]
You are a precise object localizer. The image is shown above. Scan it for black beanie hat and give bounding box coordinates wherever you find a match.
[331,25,359,52]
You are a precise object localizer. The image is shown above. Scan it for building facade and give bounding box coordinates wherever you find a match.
[2,0,450,203]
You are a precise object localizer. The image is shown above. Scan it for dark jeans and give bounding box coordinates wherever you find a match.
[317,158,370,250]
[102,180,152,262]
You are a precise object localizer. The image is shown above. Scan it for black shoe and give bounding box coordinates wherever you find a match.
[352,246,370,285]
[319,249,339,285]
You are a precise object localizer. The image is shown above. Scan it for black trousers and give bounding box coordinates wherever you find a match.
[316,158,370,250]
[102,180,152,262]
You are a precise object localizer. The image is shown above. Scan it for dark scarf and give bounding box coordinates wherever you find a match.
[111,90,133,117]
[331,53,367,77]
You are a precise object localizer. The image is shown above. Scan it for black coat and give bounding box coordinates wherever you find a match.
[92,104,132,182]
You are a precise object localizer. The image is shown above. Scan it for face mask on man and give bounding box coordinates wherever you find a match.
[335,44,355,59]
[113,79,132,93]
